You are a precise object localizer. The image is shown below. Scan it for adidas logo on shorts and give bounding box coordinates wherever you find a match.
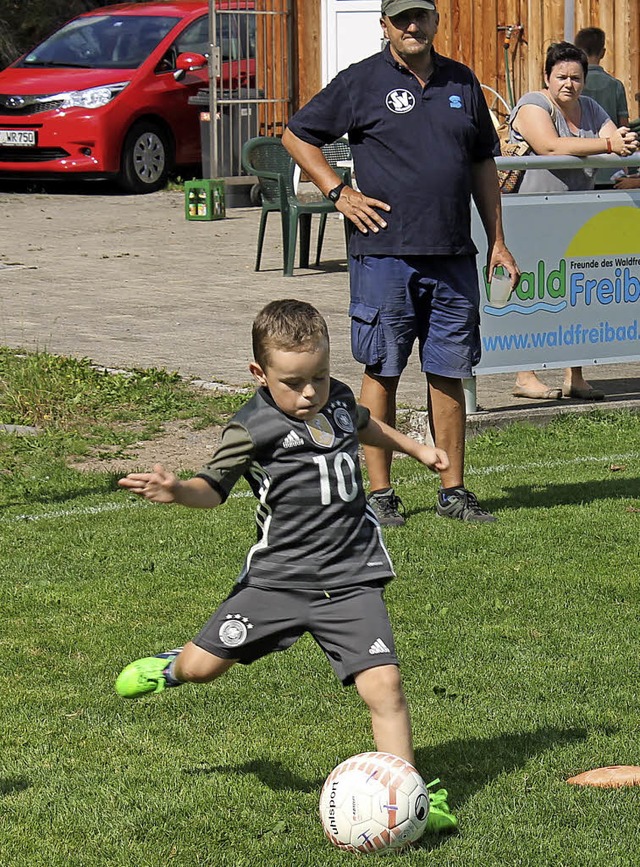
[368,638,391,655]
[282,430,305,449]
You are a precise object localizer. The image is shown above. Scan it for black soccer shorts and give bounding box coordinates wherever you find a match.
[193,581,399,685]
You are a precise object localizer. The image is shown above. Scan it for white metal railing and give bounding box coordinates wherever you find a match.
[495,153,640,172]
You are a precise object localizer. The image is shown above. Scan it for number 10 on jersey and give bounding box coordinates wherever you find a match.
[313,453,359,505]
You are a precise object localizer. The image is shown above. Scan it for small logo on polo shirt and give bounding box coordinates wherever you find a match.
[449,95,463,109]
[386,89,415,114]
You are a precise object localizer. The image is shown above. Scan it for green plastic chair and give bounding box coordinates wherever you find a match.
[241,136,351,277]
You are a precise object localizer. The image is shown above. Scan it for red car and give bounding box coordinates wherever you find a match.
[0,0,255,192]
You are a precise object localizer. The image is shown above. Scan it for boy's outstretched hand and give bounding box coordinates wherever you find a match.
[418,446,450,473]
[359,415,450,473]
[118,463,178,503]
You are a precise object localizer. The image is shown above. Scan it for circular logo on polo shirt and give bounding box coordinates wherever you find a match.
[385,89,415,114]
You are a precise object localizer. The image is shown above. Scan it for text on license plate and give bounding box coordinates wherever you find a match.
[0,129,36,146]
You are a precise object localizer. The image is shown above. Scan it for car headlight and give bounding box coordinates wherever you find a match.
[59,82,129,109]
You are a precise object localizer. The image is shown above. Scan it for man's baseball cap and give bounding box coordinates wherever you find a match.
[381,0,437,17]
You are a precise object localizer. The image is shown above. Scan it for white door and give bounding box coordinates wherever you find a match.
[322,0,383,85]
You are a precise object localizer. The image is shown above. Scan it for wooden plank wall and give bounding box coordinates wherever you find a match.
[436,0,640,122]
[294,1,640,121]
[293,0,322,110]
[255,0,292,136]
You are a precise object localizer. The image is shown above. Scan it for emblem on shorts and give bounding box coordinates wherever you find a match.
[305,413,335,448]
[333,407,354,433]
[449,95,462,109]
[219,613,254,647]
[386,89,415,114]
[368,638,391,655]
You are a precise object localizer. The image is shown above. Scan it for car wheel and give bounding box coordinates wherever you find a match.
[119,121,172,194]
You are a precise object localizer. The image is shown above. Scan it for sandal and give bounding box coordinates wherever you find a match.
[562,385,605,401]
[512,385,562,400]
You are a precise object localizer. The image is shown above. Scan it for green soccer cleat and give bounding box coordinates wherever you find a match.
[425,779,459,834]
[115,649,181,698]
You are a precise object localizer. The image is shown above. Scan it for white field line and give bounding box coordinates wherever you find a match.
[2,490,254,524]
[2,452,638,526]
[446,450,639,478]
[393,450,640,486]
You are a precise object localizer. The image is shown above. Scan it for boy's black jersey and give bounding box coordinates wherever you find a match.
[196,378,395,590]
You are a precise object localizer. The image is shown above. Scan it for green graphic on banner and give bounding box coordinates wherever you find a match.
[473,193,640,374]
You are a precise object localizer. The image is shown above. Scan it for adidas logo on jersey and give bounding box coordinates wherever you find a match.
[282,430,305,449]
[368,638,391,655]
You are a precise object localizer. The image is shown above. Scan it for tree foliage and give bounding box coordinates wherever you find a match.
[0,1,132,68]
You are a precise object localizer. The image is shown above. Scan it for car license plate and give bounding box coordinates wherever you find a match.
[0,129,36,146]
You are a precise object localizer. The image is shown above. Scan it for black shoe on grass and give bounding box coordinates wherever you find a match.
[367,488,406,526]
[436,487,496,523]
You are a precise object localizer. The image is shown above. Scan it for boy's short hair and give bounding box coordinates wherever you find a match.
[252,299,330,369]
[574,27,606,59]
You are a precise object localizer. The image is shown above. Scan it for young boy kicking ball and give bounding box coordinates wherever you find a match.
[115,299,456,830]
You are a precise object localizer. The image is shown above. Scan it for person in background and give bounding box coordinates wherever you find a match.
[283,0,519,525]
[574,27,630,188]
[613,175,640,189]
[509,42,638,402]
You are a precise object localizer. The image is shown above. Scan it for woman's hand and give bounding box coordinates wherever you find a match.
[609,127,639,156]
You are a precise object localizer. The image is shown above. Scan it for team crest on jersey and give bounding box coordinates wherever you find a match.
[219,613,254,647]
[333,406,354,433]
[386,89,415,114]
[305,413,335,448]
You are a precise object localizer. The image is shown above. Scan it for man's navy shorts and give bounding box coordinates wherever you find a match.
[348,254,481,379]
[193,582,399,686]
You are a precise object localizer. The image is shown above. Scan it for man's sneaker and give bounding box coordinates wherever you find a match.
[367,488,406,527]
[115,648,183,698]
[436,487,496,523]
[425,779,458,833]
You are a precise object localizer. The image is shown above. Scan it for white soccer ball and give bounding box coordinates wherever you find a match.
[319,751,429,853]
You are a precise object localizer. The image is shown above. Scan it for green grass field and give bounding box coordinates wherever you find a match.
[2,350,640,866]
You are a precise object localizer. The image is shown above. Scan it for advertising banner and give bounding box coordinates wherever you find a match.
[472,190,640,375]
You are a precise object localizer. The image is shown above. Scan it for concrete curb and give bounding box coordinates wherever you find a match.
[0,424,38,435]
[400,397,640,441]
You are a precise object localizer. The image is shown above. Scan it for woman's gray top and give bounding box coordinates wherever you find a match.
[508,91,610,192]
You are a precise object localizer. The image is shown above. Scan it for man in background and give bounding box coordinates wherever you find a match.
[574,27,630,187]
[283,0,519,525]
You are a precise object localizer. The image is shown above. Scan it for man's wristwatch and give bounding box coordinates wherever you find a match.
[327,182,347,203]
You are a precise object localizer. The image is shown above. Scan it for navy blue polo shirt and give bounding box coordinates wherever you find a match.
[286,45,499,257]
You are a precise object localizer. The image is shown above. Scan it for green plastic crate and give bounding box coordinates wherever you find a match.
[185,179,225,221]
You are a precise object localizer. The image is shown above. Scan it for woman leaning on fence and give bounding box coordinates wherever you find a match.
[507,41,638,401]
